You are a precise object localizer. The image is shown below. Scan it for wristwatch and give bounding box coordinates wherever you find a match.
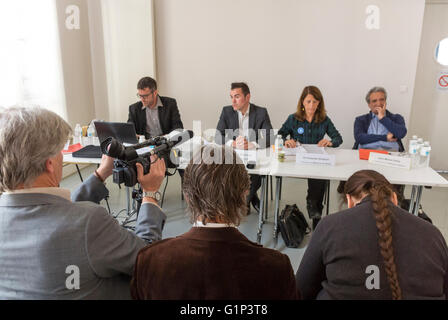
[142,191,161,201]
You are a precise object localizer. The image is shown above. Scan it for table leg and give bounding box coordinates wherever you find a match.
[326,180,330,216]
[413,186,423,216]
[273,176,282,248]
[264,175,269,221]
[75,164,83,182]
[409,186,416,213]
[257,175,267,244]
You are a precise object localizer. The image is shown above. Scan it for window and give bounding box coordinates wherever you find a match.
[0,0,67,118]
[435,37,448,66]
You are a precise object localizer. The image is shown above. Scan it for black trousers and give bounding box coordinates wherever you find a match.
[246,174,262,205]
[306,178,327,219]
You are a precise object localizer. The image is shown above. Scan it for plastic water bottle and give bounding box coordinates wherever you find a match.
[408,135,418,154]
[275,135,283,153]
[408,135,419,169]
[415,138,424,167]
[419,141,431,168]
[73,124,82,145]
[87,123,95,145]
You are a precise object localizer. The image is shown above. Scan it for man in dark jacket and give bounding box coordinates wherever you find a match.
[128,77,184,139]
[354,86,407,152]
[128,76,184,180]
[352,86,407,203]
[215,82,274,214]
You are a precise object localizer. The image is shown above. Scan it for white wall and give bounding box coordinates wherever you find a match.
[101,0,157,122]
[55,0,156,127]
[409,1,448,171]
[154,0,425,149]
[55,0,96,127]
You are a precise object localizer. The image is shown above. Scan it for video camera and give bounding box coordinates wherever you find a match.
[100,130,193,187]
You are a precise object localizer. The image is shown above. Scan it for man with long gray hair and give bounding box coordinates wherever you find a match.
[130,144,298,300]
[0,106,166,299]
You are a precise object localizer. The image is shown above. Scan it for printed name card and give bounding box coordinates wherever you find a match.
[296,153,336,166]
[368,152,411,169]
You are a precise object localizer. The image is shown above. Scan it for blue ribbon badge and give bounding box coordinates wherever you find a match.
[297,127,304,135]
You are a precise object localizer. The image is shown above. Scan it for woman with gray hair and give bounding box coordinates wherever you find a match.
[0,106,167,299]
[130,144,298,300]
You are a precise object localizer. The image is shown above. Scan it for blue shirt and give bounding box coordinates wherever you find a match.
[359,114,399,151]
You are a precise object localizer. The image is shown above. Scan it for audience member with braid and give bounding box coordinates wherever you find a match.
[295,170,448,299]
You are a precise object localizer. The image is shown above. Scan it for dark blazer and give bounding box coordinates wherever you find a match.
[131,227,299,300]
[215,104,274,148]
[353,110,407,152]
[128,96,184,138]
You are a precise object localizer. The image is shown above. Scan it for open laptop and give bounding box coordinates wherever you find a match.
[94,121,138,145]
[72,122,138,158]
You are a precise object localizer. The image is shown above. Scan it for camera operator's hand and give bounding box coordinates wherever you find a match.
[95,155,114,182]
[136,156,166,193]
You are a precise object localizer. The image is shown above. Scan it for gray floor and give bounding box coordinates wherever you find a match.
[61,165,448,273]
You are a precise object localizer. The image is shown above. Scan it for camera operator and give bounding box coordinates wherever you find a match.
[0,106,166,299]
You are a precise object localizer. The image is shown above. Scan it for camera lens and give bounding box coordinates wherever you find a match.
[101,137,125,159]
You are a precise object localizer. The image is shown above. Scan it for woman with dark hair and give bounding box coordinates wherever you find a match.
[278,86,342,228]
[296,170,448,300]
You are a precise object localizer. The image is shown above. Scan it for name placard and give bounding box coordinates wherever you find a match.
[368,152,411,169]
[296,153,336,166]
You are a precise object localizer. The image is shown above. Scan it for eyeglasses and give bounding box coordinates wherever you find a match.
[136,91,153,99]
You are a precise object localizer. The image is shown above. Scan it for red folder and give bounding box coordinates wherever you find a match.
[62,143,83,154]
[358,149,389,160]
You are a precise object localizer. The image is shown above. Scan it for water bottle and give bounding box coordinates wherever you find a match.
[139,135,145,144]
[415,138,424,168]
[87,123,95,145]
[408,135,418,154]
[419,141,431,168]
[73,124,82,145]
[408,135,419,169]
[275,135,283,153]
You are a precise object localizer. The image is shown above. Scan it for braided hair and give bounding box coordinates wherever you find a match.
[344,170,402,300]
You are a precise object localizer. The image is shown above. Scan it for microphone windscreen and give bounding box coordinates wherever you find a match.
[169,130,194,144]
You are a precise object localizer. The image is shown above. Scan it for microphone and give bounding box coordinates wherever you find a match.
[148,130,194,156]
[169,130,194,144]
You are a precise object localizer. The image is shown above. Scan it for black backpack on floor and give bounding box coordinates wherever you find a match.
[278,204,311,248]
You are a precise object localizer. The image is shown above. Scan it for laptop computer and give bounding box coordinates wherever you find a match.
[72,122,138,158]
[94,121,138,145]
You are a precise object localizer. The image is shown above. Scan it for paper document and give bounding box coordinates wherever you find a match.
[299,144,327,154]
[283,147,301,156]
